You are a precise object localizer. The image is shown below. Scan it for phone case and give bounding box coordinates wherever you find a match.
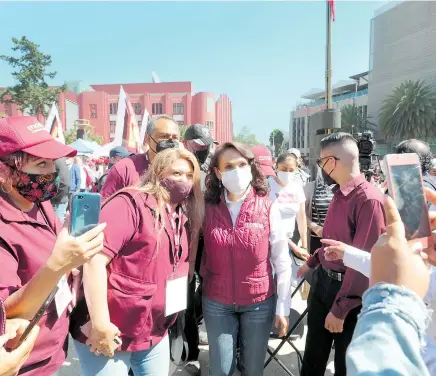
[70,193,101,237]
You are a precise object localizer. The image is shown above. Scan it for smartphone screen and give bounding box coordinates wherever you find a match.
[390,164,431,240]
[70,193,101,237]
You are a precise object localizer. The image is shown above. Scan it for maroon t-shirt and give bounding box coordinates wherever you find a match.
[307,175,386,319]
[0,194,69,376]
[100,153,150,199]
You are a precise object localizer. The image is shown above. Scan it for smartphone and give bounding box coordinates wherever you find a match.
[70,193,101,237]
[80,321,122,351]
[14,287,59,349]
[384,153,432,247]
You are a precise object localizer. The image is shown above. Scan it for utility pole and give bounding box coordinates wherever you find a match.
[326,0,333,109]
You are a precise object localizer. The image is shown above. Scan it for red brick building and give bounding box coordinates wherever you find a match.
[0,81,233,144]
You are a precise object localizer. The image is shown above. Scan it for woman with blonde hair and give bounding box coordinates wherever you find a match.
[71,148,204,376]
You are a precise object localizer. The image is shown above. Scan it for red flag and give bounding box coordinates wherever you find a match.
[328,0,335,21]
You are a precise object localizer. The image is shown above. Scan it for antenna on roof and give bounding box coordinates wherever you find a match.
[152,72,161,83]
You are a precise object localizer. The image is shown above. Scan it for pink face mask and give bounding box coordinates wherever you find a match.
[160,178,193,204]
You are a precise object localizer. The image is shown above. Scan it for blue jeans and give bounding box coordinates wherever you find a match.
[53,202,68,224]
[203,296,275,376]
[73,336,169,376]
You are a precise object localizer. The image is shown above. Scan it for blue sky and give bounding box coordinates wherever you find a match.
[0,1,384,143]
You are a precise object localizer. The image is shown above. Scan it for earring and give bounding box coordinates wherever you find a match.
[1,177,13,194]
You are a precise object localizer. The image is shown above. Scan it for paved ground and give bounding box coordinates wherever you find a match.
[59,290,335,376]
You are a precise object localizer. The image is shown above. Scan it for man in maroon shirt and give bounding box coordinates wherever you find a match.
[100,114,180,199]
[298,133,386,376]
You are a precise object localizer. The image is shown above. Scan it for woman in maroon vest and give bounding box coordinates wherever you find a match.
[71,148,204,376]
[202,142,292,376]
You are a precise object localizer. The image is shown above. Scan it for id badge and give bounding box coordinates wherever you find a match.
[165,276,188,317]
[55,275,73,317]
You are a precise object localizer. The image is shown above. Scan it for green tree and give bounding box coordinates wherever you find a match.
[233,126,260,146]
[269,129,284,157]
[380,80,436,141]
[341,104,376,135]
[65,126,103,145]
[180,125,188,140]
[0,36,67,117]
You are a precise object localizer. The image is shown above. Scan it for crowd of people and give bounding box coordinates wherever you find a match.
[0,114,435,376]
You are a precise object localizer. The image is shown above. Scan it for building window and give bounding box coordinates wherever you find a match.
[109,103,118,115]
[134,103,142,115]
[173,103,184,115]
[152,103,163,115]
[4,103,12,116]
[206,121,214,129]
[110,121,116,134]
[90,104,97,119]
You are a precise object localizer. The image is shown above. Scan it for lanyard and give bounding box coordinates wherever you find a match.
[166,205,183,274]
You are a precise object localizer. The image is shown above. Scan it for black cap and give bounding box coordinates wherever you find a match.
[109,146,131,158]
[184,124,217,146]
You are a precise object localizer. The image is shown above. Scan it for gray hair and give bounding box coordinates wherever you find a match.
[146,114,174,136]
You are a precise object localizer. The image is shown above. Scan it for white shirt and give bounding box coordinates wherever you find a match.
[225,189,292,316]
[79,167,87,190]
[268,177,306,238]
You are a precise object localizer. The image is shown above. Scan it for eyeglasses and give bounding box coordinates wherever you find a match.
[316,156,339,168]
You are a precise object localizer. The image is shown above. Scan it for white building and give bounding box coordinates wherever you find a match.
[289,72,369,159]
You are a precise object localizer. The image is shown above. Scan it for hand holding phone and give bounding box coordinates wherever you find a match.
[0,323,39,376]
[84,322,122,357]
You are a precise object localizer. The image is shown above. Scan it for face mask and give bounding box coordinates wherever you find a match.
[321,161,337,186]
[150,136,180,154]
[277,171,295,186]
[160,178,193,204]
[14,171,59,203]
[220,166,253,196]
[195,149,209,165]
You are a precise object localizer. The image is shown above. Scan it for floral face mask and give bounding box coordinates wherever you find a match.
[14,171,60,203]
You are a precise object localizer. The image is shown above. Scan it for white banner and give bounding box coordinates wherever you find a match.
[114,86,127,146]
[45,102,65,144]
[139,108,150,149]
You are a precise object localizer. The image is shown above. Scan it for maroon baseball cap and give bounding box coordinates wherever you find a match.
[0,116,77,159]
[251,145,275,177]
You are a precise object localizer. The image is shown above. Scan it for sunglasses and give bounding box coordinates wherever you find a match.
[316,156,339,168]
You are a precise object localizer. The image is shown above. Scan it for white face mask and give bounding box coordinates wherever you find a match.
[277,171,296,186]
[220,166,252,195]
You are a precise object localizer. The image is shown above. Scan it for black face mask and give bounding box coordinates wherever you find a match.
[149,136,180,154]
[321,160,337,186]
[195,149,209,165]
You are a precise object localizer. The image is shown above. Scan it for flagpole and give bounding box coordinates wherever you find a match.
[326,0,333,109]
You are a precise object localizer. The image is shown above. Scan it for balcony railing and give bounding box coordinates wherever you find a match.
[74,119,91,128]
[304,89,369,108]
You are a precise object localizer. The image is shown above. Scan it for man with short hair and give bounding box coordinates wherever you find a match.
[101,115,180,198]
[298,132,386,376]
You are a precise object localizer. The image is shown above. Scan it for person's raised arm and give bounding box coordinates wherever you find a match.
[347,196,430,375]
[3,223,106,320]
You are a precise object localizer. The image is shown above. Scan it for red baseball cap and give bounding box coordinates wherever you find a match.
[0,116,77,159]
[251,145,275,177]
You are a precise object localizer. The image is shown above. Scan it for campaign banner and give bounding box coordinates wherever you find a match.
[45,103,65,144]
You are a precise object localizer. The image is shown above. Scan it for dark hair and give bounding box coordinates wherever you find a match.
[395,139,433,173]
[320,132,357,150]
[204,142,269,204]
[276,152,298,166]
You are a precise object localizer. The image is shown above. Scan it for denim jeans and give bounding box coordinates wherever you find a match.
[73,336,169,376]
[203,296,275,376]
[53,202,68,224]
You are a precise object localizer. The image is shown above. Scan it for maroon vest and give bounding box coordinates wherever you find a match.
[201,188,275,306]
